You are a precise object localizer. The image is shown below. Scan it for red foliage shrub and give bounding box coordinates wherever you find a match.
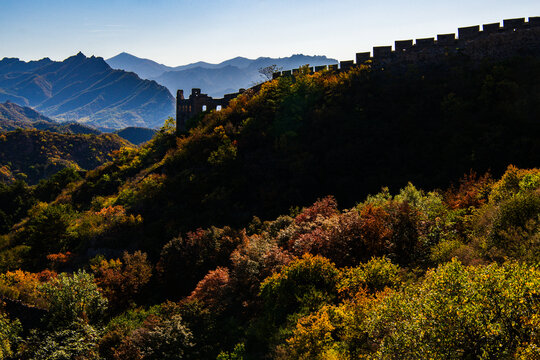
[156,226,245,299]
[229,236,295,306]
[294,196,339,224]
[445,171,493,209]
[187,267,230,311]
[290,205,394,266]
[92,251,152,311]
[46,251,75,269]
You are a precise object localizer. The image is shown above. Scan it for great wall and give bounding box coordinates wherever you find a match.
[176,17,540,133]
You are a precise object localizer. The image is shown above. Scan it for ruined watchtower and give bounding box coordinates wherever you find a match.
[176,88,244,134]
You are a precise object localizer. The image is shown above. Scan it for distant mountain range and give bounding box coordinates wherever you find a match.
[106,53,338,98]
[0,53,175,130]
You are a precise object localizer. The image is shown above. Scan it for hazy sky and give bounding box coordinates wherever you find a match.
[1,0,539,66]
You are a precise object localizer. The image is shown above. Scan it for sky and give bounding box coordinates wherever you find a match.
[1,0,539,66]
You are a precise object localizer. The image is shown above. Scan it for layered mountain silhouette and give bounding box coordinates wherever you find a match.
[107,53,338,97]
[0,53,175,130]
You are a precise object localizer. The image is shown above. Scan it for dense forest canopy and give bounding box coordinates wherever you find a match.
[0,50,539,359]
[0,130,132,184]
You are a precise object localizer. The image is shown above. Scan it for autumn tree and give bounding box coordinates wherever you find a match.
[92,251,152,311]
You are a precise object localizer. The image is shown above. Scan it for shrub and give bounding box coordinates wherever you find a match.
[338,257,401,296]
[92,251,152,311]
[0,311,21,359]
[364,260,540,359]
[260,254,340,325]
[40,270,107,326]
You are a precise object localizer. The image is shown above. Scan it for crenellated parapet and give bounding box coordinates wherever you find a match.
[272,16,540,77]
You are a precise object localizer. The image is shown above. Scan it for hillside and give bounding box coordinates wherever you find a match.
[0,39,539,359]
[39,122,103,135]
[0,44,532,251]
[0,101,56,131]
[0,53,175,129]
[72,51,540,240]
[0,129,131,184]
[107,53,338,97]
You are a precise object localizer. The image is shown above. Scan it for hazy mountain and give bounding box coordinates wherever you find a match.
[106,52,172,79]
[170,56,256,72]
[153,65,254,98]
[106,53,338,97]
[106,54,259,79]
[0,53,175,129]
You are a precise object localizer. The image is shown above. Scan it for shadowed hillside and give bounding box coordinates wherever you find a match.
[39,49,537,252]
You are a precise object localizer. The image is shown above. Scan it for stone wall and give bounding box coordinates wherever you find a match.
[176,17,540,133]
[272,16,540,76]
[176,88,245,134]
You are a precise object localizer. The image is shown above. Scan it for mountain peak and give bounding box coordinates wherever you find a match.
[111,52,136,59]
[64,52,87,63]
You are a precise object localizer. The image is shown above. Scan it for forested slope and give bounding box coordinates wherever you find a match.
[0,51,538,359]
[0,130,131,184]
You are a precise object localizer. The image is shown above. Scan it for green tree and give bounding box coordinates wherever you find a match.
[23,203,77,266]
[20,321,100,360]
[365,260,540,359]
[260,254,340,325]
[0,312,21,360]
[40,270,107,327]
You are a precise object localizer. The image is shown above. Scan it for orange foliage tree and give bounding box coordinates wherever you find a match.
[92,251,152,311]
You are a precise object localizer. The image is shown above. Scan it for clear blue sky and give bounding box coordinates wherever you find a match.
[1,0,539,66]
